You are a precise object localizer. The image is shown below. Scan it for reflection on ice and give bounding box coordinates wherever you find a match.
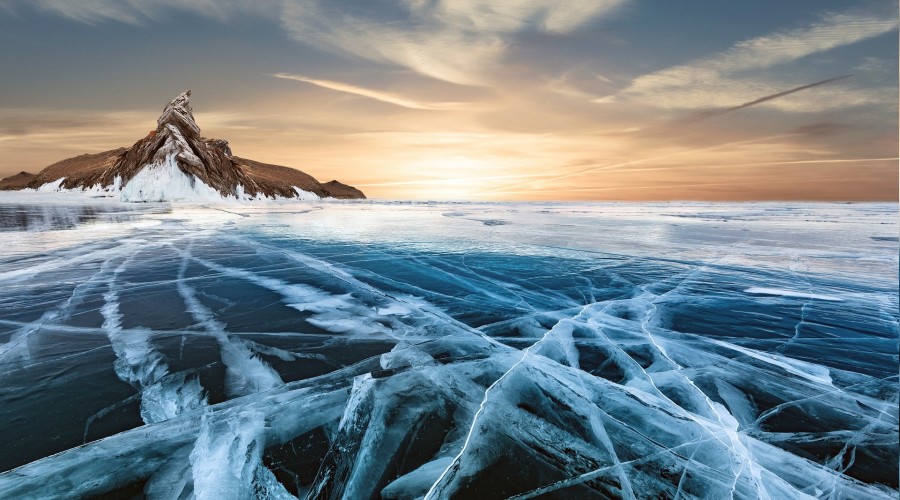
[0,195,896,498]
[0,199,167,232]
[744,287,844,302]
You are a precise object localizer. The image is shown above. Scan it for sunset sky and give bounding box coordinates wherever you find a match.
[0,1,897,200]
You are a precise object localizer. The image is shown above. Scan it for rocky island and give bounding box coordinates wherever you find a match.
[0,91,365,201]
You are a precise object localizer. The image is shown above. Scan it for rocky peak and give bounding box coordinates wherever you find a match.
[157,90,201,139]
[95,90,249,196]
[151,90,205,169]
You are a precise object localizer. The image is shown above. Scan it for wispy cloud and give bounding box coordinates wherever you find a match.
[278,1,627,84]
[615,8,898,112]
[13,1,628,85]
[22,0,272,24]
[706,11,896,72]
[427,0,626,34]
[272,73,461,110]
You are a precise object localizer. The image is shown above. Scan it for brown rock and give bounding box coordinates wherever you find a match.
[322,180,367,199]
[27,149,126,189]
[234,157,331,198]
[0,171,37,190]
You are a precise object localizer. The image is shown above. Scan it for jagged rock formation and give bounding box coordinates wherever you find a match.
[0,171,37,190]
[21,91,365,201]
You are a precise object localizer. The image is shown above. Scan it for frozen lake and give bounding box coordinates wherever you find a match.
[0,195,897,499]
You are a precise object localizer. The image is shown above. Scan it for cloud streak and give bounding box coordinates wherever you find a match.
[22,0,273,24]
[272,73,460,110]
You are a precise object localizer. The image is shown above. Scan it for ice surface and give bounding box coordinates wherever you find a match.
[0,198,896,499]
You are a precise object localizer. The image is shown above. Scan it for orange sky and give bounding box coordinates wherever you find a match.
[0,1,897,201]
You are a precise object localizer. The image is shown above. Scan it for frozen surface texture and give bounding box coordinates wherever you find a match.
[0,197,896,499]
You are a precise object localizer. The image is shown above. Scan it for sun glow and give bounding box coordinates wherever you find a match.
[353,154,546,200]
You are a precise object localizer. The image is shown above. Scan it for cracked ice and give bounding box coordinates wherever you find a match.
[0,195,897,499]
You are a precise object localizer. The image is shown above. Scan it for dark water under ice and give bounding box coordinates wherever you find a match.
[0,196,897,499]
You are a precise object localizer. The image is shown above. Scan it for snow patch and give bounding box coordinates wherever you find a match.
[24,171,323,203]
[292,186,320,201]
[29,177,121,197]
[35,178,66,192]
[120,157,222,202]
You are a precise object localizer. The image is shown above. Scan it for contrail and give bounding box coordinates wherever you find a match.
[728,74,852,112]
[686,74,853,122]
[480,76,856,197]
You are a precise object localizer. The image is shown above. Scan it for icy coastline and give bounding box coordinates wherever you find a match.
[20,161,322,203]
